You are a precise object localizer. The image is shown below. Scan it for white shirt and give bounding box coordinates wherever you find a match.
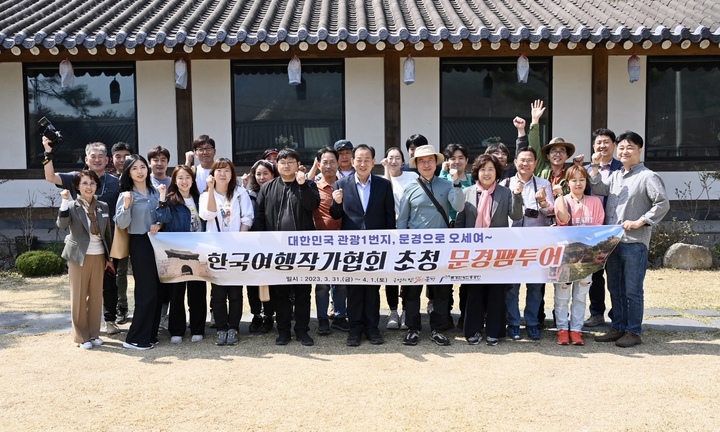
[390,171,418,216]
[199,186,254,232]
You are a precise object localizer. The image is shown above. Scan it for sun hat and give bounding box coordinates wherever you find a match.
[410,145,445,168]
[543,137,575,158]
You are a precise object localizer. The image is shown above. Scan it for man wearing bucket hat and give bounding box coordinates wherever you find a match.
[397,145,464,346]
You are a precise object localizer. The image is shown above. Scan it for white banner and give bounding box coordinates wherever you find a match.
[148,226,623,285]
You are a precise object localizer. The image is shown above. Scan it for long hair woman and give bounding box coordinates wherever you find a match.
[115,154,161,350]
[455,154,523,346]
[58,170,114,349]
[199,158,254,346]
[156,165,207,343]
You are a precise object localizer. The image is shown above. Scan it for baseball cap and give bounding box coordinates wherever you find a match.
[334,140,353,152]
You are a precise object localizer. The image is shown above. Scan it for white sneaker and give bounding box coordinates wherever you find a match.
[90,338,104,346]
[191,335,203,343]
[78,341,92,350]
[386,310,400,330]
[400,310,408,330]
[170,336,182,344]
[106,321,121,335]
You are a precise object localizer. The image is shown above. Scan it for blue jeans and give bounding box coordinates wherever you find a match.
[505,283,544,327]
[605,242,648,335]
[315,284,347,319]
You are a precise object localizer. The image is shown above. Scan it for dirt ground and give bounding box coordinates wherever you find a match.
[1,269,719,431]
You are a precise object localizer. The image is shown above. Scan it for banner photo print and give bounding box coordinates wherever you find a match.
[148,226,622,285]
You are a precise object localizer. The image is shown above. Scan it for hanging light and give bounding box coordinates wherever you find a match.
[175,58,188,89]
[288,56,302,85]
[628,53,641,83]
[110,76,121,104]
[59,59,74,88]
[483,71,493,98]
[403,54,415,85]
[517,53,529,83]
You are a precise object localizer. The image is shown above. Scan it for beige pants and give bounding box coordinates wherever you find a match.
[68,255,105,344]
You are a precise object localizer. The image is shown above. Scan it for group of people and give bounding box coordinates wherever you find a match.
[46,99,669,351]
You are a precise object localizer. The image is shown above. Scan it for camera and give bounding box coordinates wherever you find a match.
[38,117,64,149]
[524,208,539,218]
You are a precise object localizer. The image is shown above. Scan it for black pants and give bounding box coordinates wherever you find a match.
[210,284,243,331]
[404,284,451,332]
[102,269,118,322]
[168,280,207,336]
[271,284,311,337]
[347,285,381,337]
[126,234,161,345]
[247,286,274,317]
[588,267,612,318]
[538,284,547,324]
[385,285,399,310]
[463,284,507,339]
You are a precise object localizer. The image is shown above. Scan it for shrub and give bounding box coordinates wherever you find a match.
[15,250,65,277]
[648,218,698,269]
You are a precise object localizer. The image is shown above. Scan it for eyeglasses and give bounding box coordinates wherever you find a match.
[549,149,567,155]
[195,146,215,153]
[80,182,97,187]
[277,160,298,167]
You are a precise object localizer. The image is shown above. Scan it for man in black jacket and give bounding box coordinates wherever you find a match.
[255,148,320,346]
[330,144,396,346]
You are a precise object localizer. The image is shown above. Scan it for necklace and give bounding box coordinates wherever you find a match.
[572,195,584,205]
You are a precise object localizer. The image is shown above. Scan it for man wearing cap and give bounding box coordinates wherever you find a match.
[397,145,464,346]
[309,140,356,182]
[262,148,279,166]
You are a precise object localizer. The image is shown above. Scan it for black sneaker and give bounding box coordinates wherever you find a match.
[296,331,315,346]
[431,330,451,346]
[331,317,350,332]
[317,319,331,335]
[122,341,153,350]
[260,316,274,334]
[402,330,420,346]
[275,333,291,346]
[215,331,227,346]
[226,329,239,346]
[248,315,263,333]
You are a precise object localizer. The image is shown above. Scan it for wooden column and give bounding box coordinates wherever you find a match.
[384,50,401,153]
[591,48,609,132]
[175,55,194,163]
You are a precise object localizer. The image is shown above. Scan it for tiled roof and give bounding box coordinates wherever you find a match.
[1,0,719,52]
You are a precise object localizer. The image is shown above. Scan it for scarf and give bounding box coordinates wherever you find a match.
[77,197,99,235]
[474,181,496,228]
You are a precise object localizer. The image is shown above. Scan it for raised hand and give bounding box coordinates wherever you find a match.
[42,137,54,153]
[591,152,602,164]
[514,181,524,195]
[332,188,343,203]
[122,191,133,209]
[157,184,166,201]
[513,116,526,131]
[530,99,546,124]
[295,171,306,184]
[60,189,70,200]
[536,185,547,201]
[552,183,564,198]
[573,154,585,166]
[206,175,215,190]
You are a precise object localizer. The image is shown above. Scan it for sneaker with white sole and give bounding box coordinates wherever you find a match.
[399,310,408,330]
[123,341,153,350]
[90,338,104,346]
[191,335,203,342]
[431,330,451,346]
[170,336,182,344]
[466,332,482,345]
[78,341,92,349]
[106,321,121,335]
[486,337,499,346]
[402,329,420,346]
[386,310,400,330]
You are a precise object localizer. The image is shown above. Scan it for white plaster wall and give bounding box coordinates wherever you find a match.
[191,60,232,158]
[608,55,647,158]
[0,63,27,169]
[552,56,593,157]
[345,58,385,149]
[136,61,177,158]
[400,57,440,158]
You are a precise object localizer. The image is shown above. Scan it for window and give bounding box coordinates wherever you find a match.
[24,63,137,169]
[231,60,344,165]
[440,58,551,159]
[646,57,720,161]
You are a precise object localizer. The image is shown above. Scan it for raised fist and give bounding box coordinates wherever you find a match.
[513,116,526,130]
[552,184,564,198]
[157,184,166,201]
[591,152,602,164]
[295,171,305,184]
[514,181,524,195]
[332,188,343,204]
[206,175,215,189]
[60,189,70,200]
[122,191,133,209]
[572,154,585,166]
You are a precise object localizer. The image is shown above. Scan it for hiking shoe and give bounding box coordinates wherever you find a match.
[431,330,451,346]
[615,332,642,348]
[116,311,128,325]
[466,332,482,345]
[486,337,499,346]
[346,335,361,347]
[170,336,182,344]
[215,331,227,346]
[191,335,203,343]
[331,317,350,332]
[569,331,585,346]
[106,321,121,335]
[248,315,263,333]
[403,330,420,346]
[386,310,400,330]
[296,332,315,346]
[123,341,153,350]
[507,325,521,340]
[226,329,239,346]
[78,341,92,350]
[399,310,408,330]
[317,319,331,335]
[595,328,625,342]
[557,329,570,345]
[584,314,605,327]
[527,325,541,341]
[368,333,385,345]
[260,316,274,333]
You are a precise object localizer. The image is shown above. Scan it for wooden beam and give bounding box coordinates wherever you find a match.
[175,55,194,163]
[591,48,609,132]
[384,50,401,153]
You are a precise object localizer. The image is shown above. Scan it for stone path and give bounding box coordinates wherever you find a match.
[1,308,719,336]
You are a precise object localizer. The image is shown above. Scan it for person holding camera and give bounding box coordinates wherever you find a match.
[501,146,555,341]
[42,136,122,336]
